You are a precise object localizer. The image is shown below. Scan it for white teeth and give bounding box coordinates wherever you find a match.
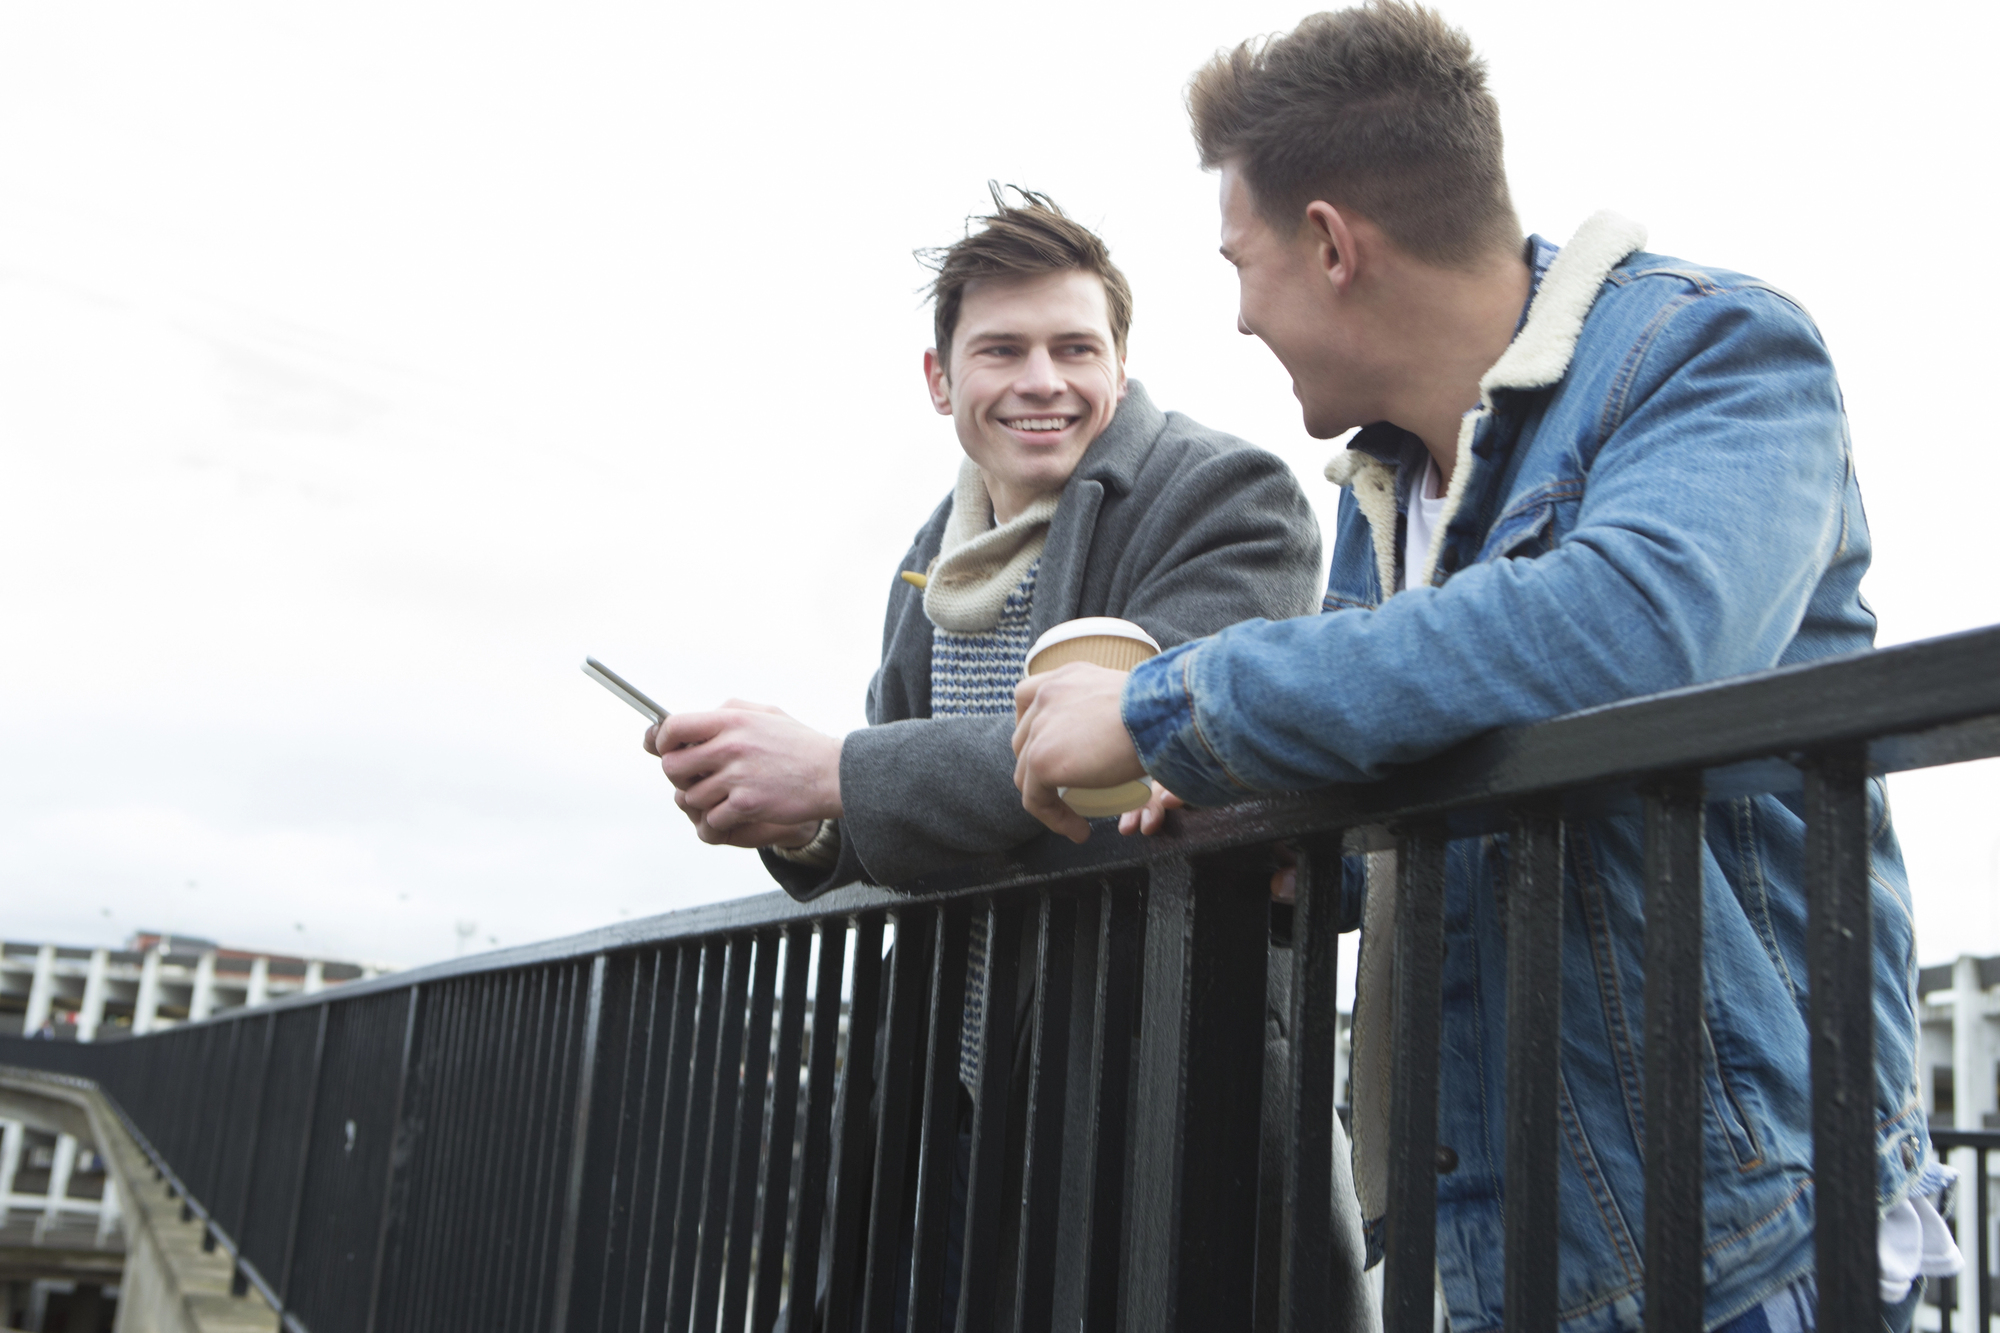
[1009,417,1071,432]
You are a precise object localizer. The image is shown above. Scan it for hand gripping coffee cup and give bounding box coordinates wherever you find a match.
[1023,617,1162,819]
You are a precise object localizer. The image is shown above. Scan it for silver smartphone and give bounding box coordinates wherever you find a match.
[582,657,667,724]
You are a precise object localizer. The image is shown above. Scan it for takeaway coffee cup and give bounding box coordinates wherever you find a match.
[1024,618,1162,818]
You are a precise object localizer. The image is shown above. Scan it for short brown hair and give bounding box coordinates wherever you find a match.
[920,184,1133,368]
[1188,3,1520,267]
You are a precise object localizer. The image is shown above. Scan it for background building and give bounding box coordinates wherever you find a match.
[0,932,388,1042]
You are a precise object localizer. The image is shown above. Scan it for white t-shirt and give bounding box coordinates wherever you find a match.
[1400,455,1449,592]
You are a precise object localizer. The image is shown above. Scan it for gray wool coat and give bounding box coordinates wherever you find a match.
[760,382,1324,900]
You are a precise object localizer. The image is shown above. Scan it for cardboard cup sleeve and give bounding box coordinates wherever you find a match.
[1024,618,1162,819]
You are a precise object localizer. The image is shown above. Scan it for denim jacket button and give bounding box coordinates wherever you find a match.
[1436,1145,1460,1175]
[1901,1138,1918,1169]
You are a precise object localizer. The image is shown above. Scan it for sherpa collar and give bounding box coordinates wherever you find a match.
[1324,210,1648,593]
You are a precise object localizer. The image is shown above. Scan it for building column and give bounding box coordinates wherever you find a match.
[304,960,325,995]
[95,1174,120,1249]
[0,1120,21,1223]
[133,947,163,1035]
[190,950,218,1021]
[22,945,56,1034]
[76,950,109,1043]
[247,956,270,1007]
[35,1133,77,1240]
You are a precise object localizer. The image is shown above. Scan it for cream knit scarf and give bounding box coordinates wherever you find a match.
[922,458,1059,632]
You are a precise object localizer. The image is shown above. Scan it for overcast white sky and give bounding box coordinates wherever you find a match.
[2,1,1995,971]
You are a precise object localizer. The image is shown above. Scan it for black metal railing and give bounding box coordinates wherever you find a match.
[6,623,2000,1333]
[1930,1129,1998,1333]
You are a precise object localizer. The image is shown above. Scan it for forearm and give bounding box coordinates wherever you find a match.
[1128,299,1852,805]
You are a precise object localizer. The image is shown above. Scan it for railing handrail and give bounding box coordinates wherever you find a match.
[109,620,2000,1029]
[1930,1128,2000,1151]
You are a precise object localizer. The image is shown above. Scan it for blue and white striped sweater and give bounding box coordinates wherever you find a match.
[930,559,1038,1088]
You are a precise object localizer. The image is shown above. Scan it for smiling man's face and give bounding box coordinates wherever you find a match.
[925,268,1127,523]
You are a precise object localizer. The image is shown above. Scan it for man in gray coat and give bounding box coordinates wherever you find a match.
[649,188,1322,898]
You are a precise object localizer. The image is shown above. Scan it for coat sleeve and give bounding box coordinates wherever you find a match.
[768,438,1324,898]
[1125,288,1854,805]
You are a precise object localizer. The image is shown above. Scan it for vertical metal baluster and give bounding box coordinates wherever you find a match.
[1085,882,1141,1333]
[525,966,585,1329]
[859,912,935,1333]
[638,945,703,1330]
[1643,775,1705,1333]
[364,986,422,1333]
[551,956,607,1333]
[956,896,1026,1333]
[1505,808,1565,1333]
[1279,835,1348,1333]
[560,953,637,1333]
[1805,747,1876,1333]
[667,939,730,1331]
[276,1006,332,1327]
[505,971,564,1333]
[823,915,888,1333]
[489,972,535,1328]
[498,971,552,1328]
[784,921,852,1333]
[722,932,783,1333]
[692,936,756,1333]
[1123,853,1269,1331]
[199,1020,243,1249]
[1049,886,1107,1333]
[1383,826,1447,1333]
[1011,891,1078,1333]
[752,926,814,1333]
[1976,1145,1990,1333]
[907,906,971,1333]
[452,973,517,1329]
[415,980,485,1333]
[613,949,677,1329]
[228,1012,278,1296]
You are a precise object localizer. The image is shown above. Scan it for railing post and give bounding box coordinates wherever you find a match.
[1505,808,1564,1333]
[1121,852,1268,1331]
[550,953,607,1333]
[1804,747,1877,1332]
[1977,1145,1991,1333]
[907,906,971,1333]
[1643,773,1705,1333]
[1383,825,1446,1333]
[1278,834,1352,1333]
[1050,881,1140,1333]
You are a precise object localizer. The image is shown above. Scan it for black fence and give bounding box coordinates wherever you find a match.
[6,623,2000,1333]
[1931,1129,1999,1333]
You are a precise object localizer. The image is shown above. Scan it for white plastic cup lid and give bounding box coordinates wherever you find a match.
[1026,617,1161,664]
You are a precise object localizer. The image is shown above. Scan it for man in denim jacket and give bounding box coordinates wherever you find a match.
[1011,6,1943,1331]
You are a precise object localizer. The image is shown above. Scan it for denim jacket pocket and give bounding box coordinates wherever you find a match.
[1700,1016,1766,1171]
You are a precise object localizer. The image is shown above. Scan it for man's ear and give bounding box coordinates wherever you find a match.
[1115,355,1129,401]
[923,348,953,415]
[1303,201,1359,294]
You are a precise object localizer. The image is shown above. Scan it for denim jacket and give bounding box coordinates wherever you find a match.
[1122,213,1927,1332]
